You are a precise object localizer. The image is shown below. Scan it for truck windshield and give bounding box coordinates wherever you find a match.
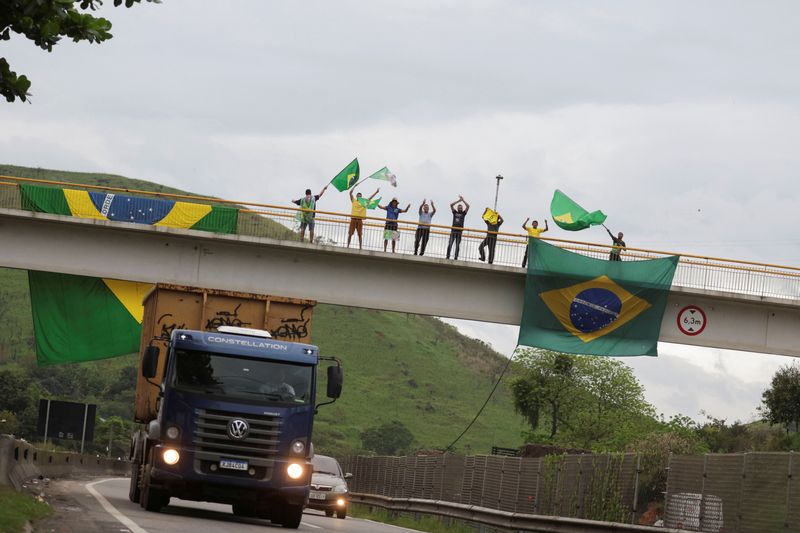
[173,350,313,404]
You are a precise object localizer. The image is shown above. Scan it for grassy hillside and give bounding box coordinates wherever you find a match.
[0,164,526,455]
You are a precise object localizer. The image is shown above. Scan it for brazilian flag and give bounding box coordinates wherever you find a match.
[29,271,153,365]
[518,239,678,356]
[329,158,360,192]
[19,183,238,234]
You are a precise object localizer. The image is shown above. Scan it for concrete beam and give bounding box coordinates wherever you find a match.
[1,208,798,357]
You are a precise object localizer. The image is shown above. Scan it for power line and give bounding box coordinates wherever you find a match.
[444,348,517,453]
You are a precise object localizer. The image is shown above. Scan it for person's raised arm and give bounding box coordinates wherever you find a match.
[401,203,411,213]
[497,215,504,225]
[430,200,436,215]
[369,188,380,200]
[419,199,426,214]
[318,184,329,198]
[450,198,459,210]
[462,196,470,212]
[543,219,549,232]
[349,189,355,202]
[522,217,529,231]
[605,226,614,239]
[377,204,387,211]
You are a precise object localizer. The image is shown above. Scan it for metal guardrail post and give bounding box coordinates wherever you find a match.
[784,451,794,530]
[631,453,641,525]
[699,454,708,531]
[736,453,748,533]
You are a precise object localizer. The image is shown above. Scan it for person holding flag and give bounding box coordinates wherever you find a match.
[292,185,328,243]
[478,209,504,264]
[378,198,410,253]
[414,199,436,256]
[347,186,380,249]
[605,226,626,261]
[521,218,548,268]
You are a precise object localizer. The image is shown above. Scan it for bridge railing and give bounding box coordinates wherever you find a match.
[2,176,799,301]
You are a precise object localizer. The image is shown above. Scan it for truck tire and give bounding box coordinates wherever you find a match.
[140,451,169,512]
[278,503,303,529]
[324,509,334,517]
[336,508,347,519]
[128,460,141,503]
[232,503,256,518]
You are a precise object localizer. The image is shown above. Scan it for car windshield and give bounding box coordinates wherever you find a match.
[172,349,312,404]
[311,455,342,476]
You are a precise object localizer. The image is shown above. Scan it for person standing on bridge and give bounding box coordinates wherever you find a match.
[347,187,380,249]
[605,226,626,261]
[378,198,410,253]
[446,196,469,260]
[521,218,548,268]
[414,199,436,256]
[478,211,504,264]
[292,185,328,243]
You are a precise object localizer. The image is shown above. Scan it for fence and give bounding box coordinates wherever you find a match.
[341,453,653,525]
[2,175,800,301]
[666,452,799,532]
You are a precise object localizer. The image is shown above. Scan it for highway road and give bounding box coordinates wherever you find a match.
[36,477,419,533]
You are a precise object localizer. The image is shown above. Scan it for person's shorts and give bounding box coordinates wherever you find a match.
[348,218,364,235]
[383,229,400,241]
[300,219,315,231]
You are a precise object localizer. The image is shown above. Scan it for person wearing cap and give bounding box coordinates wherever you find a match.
[347,187,380,249]
[378,198,410,253]
[292,185,328,243]
[414,199,437,256]
[521,218,548,268]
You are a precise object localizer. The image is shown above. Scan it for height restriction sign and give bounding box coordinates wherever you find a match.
[677,305,706,336]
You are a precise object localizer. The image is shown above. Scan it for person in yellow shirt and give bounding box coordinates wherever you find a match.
[521,218,548,268]
[347,187,380,249]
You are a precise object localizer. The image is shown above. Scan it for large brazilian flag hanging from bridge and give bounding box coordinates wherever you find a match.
[29,271,153,365]
[19,183,238,233]
[518,239,678,357]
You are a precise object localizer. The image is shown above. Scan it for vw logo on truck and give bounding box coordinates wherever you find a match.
[227,418,250,440]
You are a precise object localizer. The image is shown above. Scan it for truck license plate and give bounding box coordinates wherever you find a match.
[219,458,248,471]
[309,491,326,500]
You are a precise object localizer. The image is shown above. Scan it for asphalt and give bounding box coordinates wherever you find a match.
[33,477,420,533]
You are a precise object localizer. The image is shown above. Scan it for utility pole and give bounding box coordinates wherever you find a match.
[493,174,503,211]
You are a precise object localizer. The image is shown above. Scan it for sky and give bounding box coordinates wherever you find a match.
[2,0,799,423]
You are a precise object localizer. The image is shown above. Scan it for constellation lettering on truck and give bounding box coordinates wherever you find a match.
[205,335,289,350]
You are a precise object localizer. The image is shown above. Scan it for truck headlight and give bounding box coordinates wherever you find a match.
[336,498,346,507]
[166,426,180,440]
[287,463,304,479]
[290,440,305,455]
[333,484,348,493]
[162,449,180,465]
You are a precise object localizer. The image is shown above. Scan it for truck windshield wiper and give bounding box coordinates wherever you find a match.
[237,390,286,401]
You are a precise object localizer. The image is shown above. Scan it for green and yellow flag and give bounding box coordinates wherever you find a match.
[550,190,607,231]
[329,158,360,192]
[518,239,678,356]
[20,184,239,233]
[357,196,381,209]
[29,271,153,365]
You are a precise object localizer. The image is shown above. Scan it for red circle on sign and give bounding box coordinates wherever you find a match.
[677,305,706,336]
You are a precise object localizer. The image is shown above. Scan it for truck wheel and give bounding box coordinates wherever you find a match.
[336,508,347,519]
[324,509,334,517]
[278,504,303,529]
[128,460,141,503]
[140,451,169,512]
[232,503,256,518]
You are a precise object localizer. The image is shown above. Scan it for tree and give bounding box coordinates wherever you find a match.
[511,348,657,450]
[761,363,800,432]
[360,421,416,456]
[0,0,157,103]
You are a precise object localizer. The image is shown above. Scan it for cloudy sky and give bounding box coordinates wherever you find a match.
[2,1,799,422]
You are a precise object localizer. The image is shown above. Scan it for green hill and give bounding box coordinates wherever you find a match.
[0,164,526,455]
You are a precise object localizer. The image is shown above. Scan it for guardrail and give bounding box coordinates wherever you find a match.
[350,493,680,533]
[0,435,128,490]
[2,175,799,301]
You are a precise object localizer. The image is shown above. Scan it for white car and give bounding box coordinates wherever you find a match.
[306,454,351,519]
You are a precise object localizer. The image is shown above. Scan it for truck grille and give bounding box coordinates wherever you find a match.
[193,408,282,471]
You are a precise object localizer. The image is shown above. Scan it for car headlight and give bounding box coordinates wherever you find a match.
[336,498,346,507]
[290,440,305,455]
[287,463,304,479]
[166,426,180,440]
[333,484,348,493]
[162,448,180,465]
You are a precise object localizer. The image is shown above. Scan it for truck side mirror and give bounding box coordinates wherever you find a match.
[142,346,160,379]
[344,472,353,480]
[326,365,343,399]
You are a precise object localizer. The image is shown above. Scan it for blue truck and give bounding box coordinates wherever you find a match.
[127,286,341,529]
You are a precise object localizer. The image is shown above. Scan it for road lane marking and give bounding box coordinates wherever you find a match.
[85,478,148,533]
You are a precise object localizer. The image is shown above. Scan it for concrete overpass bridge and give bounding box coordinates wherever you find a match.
[1,176,799,357]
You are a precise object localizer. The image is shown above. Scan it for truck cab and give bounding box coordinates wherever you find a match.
[129,327,342,529]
